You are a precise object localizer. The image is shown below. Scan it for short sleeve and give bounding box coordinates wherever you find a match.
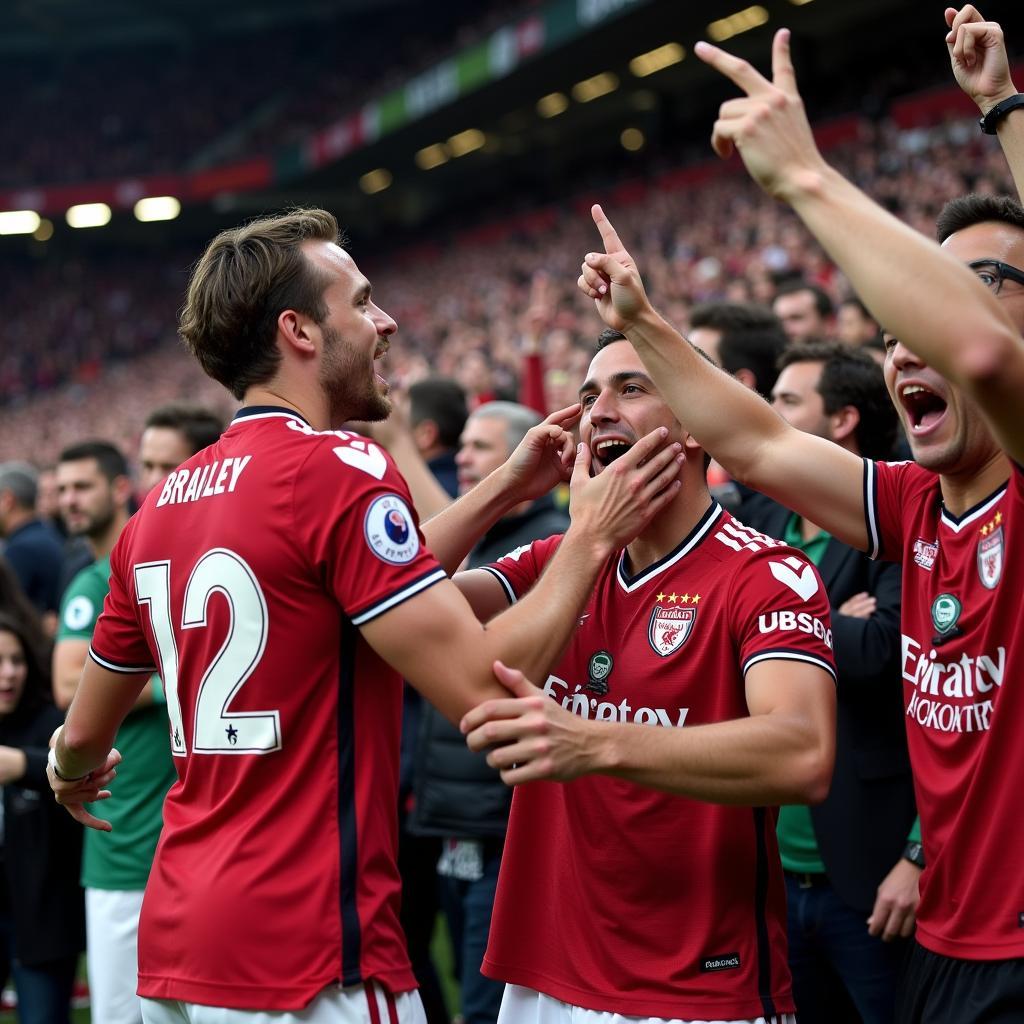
[479,535,561,604]
[57,564,108,640]
[291,433,446,625]
[729,546,837,683]
[864,459,926,562]
[90,535,159,674]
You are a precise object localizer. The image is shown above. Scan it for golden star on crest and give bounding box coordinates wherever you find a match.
[656,592,666,602]
[995,511,1003,525]
[691,593,701,604]
[680,593,690,604]
[668,593,678,603]
[981,523,991,536]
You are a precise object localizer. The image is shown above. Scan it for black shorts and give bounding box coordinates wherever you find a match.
[897,941,1024,1023]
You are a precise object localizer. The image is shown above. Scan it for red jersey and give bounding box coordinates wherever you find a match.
[480,503,836,1020]
[89,407,446,1010]
[866,458,1024,960]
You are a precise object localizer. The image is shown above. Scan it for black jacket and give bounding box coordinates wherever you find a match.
[738,493,916,914]
[0,701,85,966]
[409,495,569,838]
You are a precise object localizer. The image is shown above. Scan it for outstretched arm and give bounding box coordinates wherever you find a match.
[694,28,1024,466]
[946,5,1024,200]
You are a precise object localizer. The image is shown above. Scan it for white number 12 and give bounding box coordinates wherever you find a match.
[134,548,281,756]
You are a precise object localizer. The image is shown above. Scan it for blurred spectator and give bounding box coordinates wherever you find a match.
[0,610,85,1024]
[408,379,469,499]
[0,462,64,626]
[137,403,225,497]
[773,280,836,345]
[836,296,883,349]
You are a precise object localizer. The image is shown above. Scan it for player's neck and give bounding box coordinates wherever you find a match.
[243,385,322,430]
[624,484,713,576]
[939,449,1012,518]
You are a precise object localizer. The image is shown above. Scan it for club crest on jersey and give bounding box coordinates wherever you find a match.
[364,494,419,564]
[977,526,1003,590]
[586,651,613,695]
[913,537,938,571]
[648,604,697,657]
[930,593,961,639]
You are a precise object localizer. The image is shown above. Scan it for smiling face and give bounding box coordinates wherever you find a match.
[302,241,397,425]
[578,340,686,474]
[0,629,27,718]
[882,220,1024,473]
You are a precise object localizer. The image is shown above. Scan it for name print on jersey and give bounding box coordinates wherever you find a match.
[156,456,252,507]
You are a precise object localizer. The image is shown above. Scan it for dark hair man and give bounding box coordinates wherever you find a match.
[740,342,914,1022]
[455,328,837,1023]
[48,208,680,1023]
[569,16,1024,1022]
[688,301,789,398]
[772,280,834,345]
[836,296,882,349]
[0,461,64,624]
[407,378,468,499]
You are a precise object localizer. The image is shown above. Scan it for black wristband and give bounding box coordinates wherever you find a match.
[903,841,926,869]
[979,93,1024,135]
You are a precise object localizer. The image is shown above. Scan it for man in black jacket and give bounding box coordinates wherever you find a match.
[410,401,568,1024]
[739,341,917,1024]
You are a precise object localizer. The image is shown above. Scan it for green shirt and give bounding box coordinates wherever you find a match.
[58,556,177,890]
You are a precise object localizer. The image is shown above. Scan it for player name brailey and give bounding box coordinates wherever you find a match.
[156,456,253,507]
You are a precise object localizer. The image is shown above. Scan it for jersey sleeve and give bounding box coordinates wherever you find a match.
[478,534,561,604]
[863,458,926,562]
[90,533,160,675]
[292,433,446,626]
[729,546,837,683]
[57,564,108,641]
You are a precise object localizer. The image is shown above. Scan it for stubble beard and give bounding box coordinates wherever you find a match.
[320,324,392,423]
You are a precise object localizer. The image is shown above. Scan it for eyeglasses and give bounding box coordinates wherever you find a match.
[968,259,1024,295]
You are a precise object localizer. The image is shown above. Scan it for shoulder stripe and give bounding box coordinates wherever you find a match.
[742,649,837,683]
[863,459,881,560]
[479,566,516,606]
[89,646,156,675]
[350,568,447,626]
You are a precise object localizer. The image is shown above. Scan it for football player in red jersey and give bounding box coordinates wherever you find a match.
[454,326,837,1024]
[45,209,684,1024]
[549,13,1024,1023]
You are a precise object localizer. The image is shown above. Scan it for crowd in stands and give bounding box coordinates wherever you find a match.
[0,105,1015,467]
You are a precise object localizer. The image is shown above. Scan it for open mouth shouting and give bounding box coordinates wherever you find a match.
[898,381,948,437]
[373,337,390,389]
[592,435,635,468]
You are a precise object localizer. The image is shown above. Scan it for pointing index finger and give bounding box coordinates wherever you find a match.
[771,28,797,95]
[694,39,771,96]
[591,204,625,254]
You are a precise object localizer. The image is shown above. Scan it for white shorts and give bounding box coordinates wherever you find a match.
[140,982,426,1024]
[86,887,146,1024]
[497,984,796,1024]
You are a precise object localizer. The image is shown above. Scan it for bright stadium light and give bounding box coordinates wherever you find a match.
[0,210,41,235]
[621,128,646,151]
[788,0,815,5]
[415,143,450,170]
[448,129,486,157]
[359,169,393,194]
[572,72,619,103]
[66,203,112,229]
[707,6,770,43]
[134,196,181,222]
[537,92,569,118]
[629,43,685,78]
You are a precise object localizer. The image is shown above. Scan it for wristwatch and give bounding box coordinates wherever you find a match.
[902,841,926,869]
[980,93,1024,135]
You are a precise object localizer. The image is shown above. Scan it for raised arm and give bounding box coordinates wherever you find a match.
[693,28,1024,465]
[361,431,683,724]
[577,206,867,548]
[946,5,1024,200]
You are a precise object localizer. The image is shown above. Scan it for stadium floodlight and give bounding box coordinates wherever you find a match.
[572,73,619,103]
[66,203,112,229]
[537,92,570,118]
[788,0,815,5]
[134,196,181,222]
[359,169,393,194]
[448,129,486,157]
[620,128,646,151]
[0,210,41,235]
[707,6,770,43]
[415,144,450,170]
[629,43,685,78]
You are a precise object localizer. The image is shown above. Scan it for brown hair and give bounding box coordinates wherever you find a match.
[179,208,340,399]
